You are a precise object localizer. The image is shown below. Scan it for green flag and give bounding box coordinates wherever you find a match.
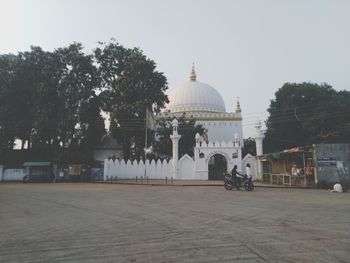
[146,107,156,130]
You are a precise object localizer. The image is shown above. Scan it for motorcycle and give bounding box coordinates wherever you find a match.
[224,173,254,191]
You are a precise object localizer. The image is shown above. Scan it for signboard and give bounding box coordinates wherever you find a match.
[317,157,337,167]
[69,165,82,176]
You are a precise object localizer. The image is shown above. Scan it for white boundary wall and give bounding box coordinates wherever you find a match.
[103,159,172,180]
[0,168,26,181]
[103,141,244,181]
[104,154,196,180]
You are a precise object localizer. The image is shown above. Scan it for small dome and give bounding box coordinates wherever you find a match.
[100,133,120,148]
[166,66,226,114]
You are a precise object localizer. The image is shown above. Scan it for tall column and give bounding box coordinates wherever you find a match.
[0,165,3,182]
[170,119,181,179]
[253,121,265,180]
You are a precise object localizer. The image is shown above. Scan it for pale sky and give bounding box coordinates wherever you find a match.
[1,0,350,138]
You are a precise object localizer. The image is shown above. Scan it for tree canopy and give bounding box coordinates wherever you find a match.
[152,117,205,159]
[95,40,168,159]
[243,138,256,157]
[0,40,168,164]
[264,82,350,152]
[0,44,105,165]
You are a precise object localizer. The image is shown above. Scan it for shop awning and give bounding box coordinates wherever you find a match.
[23,162,51,167]
[281,147,304,154]
[264,152,281,159]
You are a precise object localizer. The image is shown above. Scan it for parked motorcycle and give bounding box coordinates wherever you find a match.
[224,173,254,191]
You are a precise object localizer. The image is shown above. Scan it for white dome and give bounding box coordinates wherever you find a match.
[167,67,226,113]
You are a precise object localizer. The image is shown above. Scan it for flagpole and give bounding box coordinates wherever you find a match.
[144,107,148,179]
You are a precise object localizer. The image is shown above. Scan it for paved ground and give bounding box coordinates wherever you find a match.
[98,179,294,188]
[0,183,349,263]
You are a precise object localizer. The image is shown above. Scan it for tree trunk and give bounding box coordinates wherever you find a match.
[21,139,25,150]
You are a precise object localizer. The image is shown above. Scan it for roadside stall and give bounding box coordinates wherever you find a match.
[262,147,315,187]
[23,162,53,182]
[68,164,87,181]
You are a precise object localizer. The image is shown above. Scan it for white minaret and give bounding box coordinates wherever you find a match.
[253,120,265,180]
[170,118,181,179]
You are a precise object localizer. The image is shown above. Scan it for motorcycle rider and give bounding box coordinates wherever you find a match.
[231,165,244,190]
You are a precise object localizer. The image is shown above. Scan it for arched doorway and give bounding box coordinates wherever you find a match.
[208,154,227,180]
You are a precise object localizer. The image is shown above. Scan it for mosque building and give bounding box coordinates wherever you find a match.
[159,65,244,146]
[103,65,264,181]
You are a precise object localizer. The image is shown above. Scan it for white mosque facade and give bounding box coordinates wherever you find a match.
[103,66,263,181]
[160,65,244,146]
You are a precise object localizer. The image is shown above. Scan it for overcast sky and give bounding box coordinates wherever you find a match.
[1,0,349,137]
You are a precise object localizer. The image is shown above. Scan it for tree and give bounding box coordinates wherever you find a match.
[0,43,102,164]
[0,54,18,152]
[152,117,205,158]
[15,46,61,151]
[243,138,256,157]
[265,82,350,152]
[78,95,106,163]
[95,40,168,159]
[53,43,100,152]
[0,40,168,164]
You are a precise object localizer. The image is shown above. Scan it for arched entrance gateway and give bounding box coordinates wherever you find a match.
[194,140,242,180]
[208,154,227,180]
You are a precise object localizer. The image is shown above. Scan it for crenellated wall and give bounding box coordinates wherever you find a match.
[103,139,243,181]
[103,155,196,180]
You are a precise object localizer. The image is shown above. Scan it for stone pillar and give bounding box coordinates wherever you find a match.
[170,119,181,179]
[0,165,3,182]
[253,121,265,180]
[103,159,108,181]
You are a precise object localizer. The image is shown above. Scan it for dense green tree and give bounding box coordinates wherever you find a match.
[265,82,350,152]
[0,54,18,151]
[152,117,205,159]
[95,40,168,159]
[78,95,106,163]
[0,40,168,164]
[15,46,60,150]
[0,44,103,164]
[243,138,256,157]
[53,43,100,150]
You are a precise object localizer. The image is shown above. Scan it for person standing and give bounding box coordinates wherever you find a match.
[246,163,252,179]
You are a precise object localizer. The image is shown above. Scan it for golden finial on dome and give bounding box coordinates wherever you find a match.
[189,63,196,81]
[235,97,241,113]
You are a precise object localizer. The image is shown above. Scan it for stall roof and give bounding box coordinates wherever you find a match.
[281,147,304,154]
[23,162,51,167]
[264,146,311,160]
[264,152,281,159]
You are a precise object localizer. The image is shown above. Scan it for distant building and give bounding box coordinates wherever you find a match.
[94,133,123,164]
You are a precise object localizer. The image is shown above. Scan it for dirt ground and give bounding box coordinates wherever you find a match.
[0,183,349,262]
